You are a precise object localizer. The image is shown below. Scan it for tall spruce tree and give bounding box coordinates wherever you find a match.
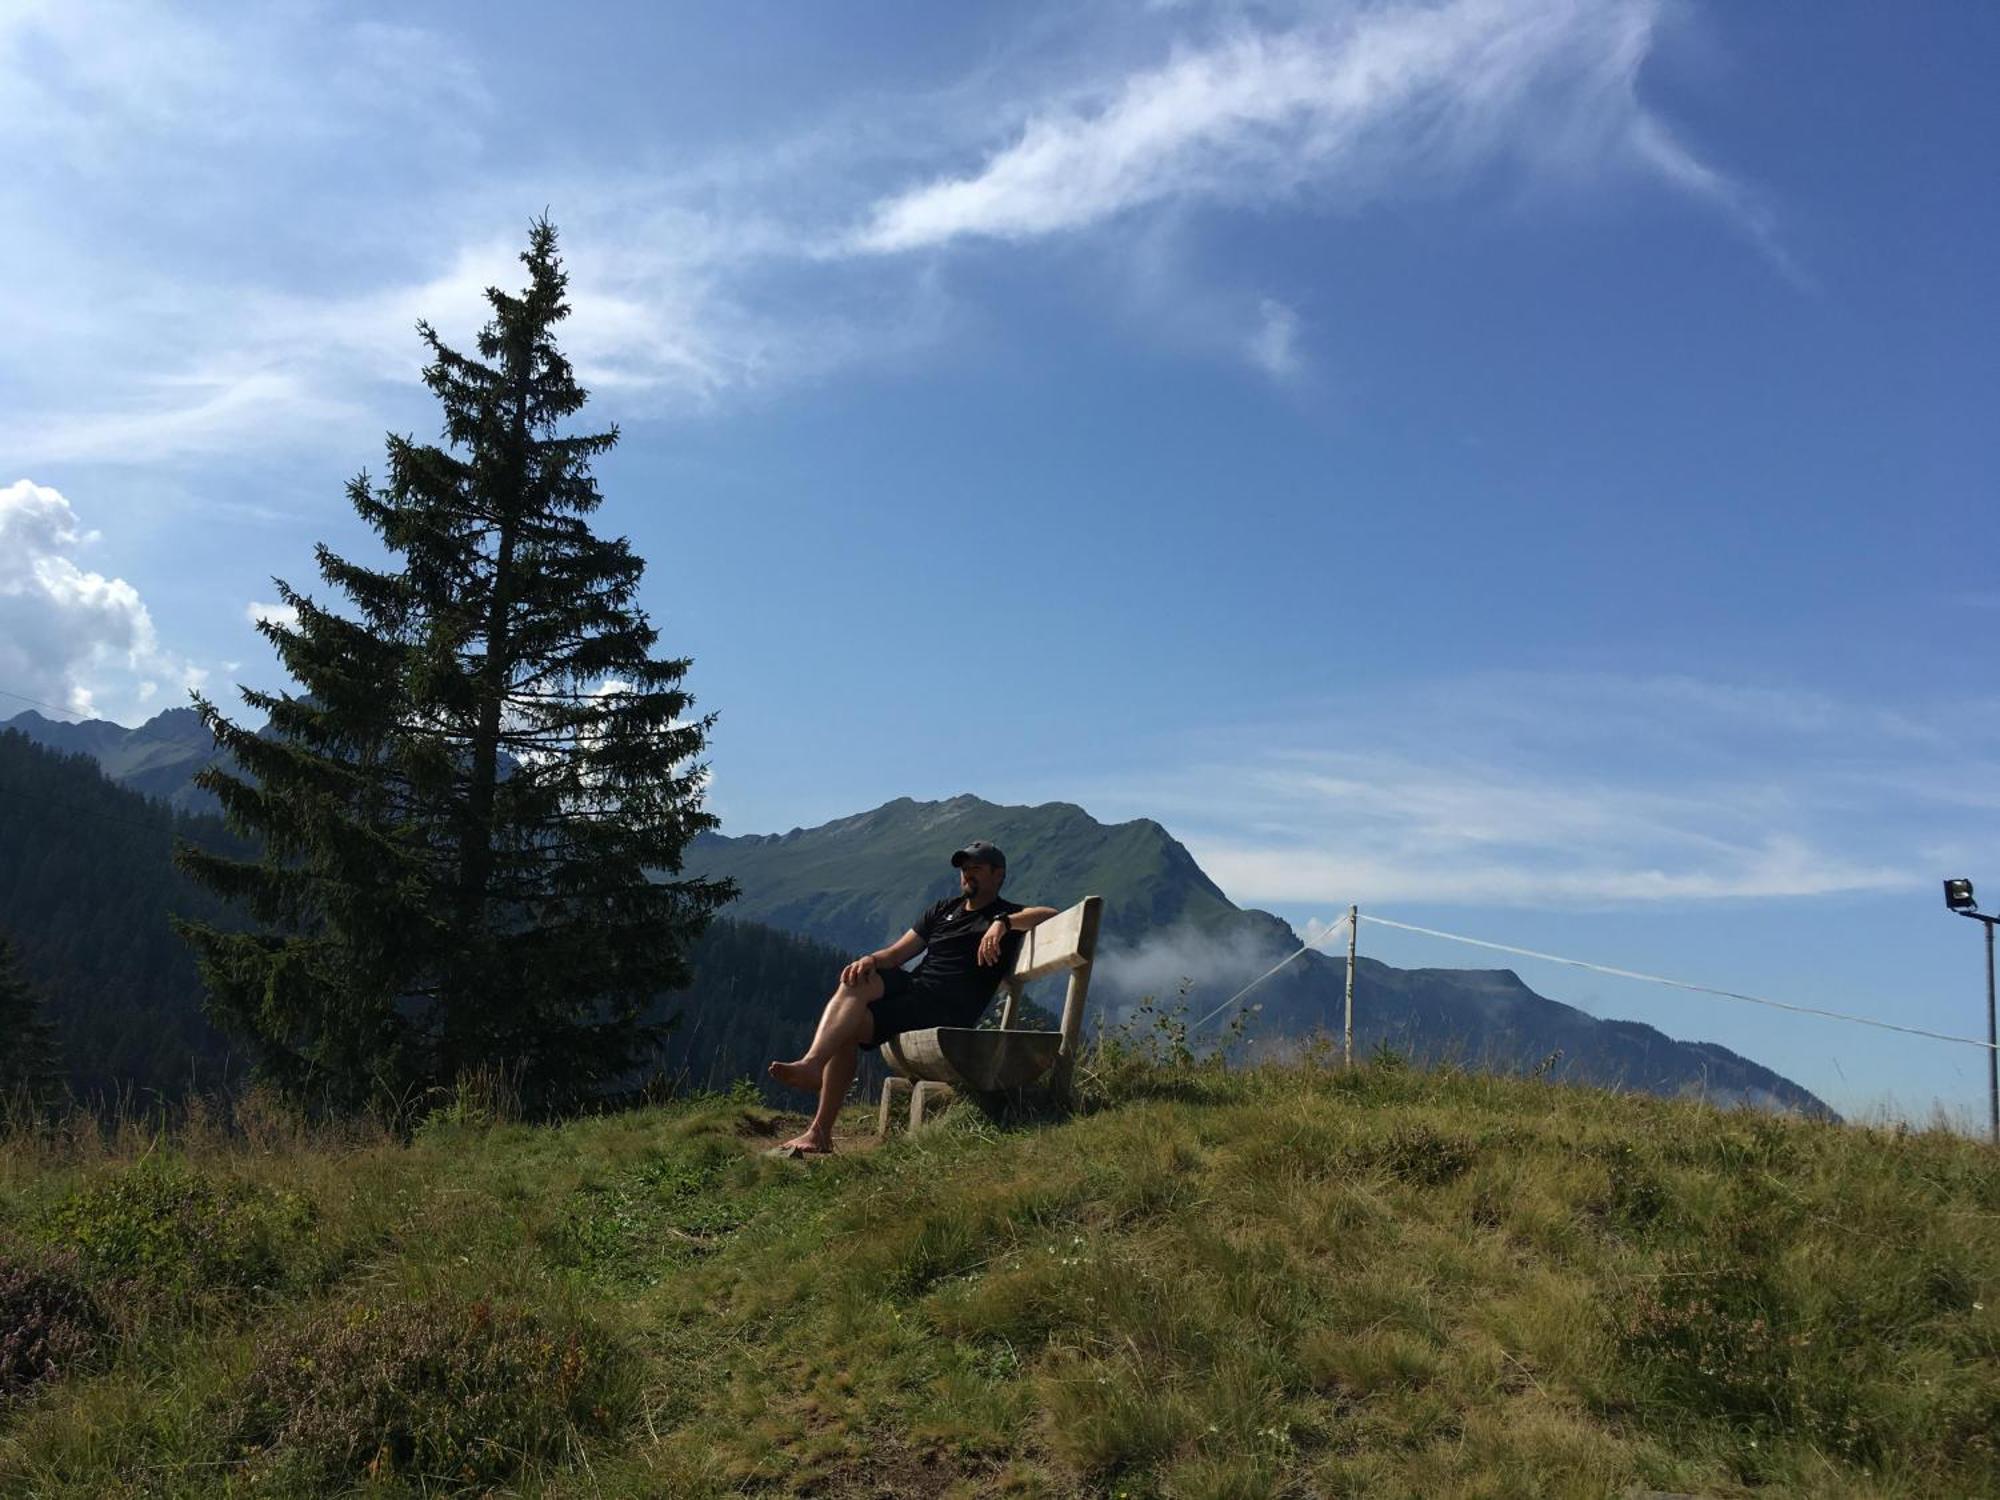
[0,934,61,1101]
[178,219,734,1114]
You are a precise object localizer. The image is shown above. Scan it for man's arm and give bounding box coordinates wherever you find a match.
[998,906,1059,931]
[978,906,1059,966]
[842,929,924,987]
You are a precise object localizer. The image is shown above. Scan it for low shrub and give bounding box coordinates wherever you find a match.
[219,1294,622,1490]
[43,1157,316,1298]
[1347,1122,1479,1187]
[1614,1256,1877,1463]
[0,1247,107,1403]
[1589,1139,1670,1234]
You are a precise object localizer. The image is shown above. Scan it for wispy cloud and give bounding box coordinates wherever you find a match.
[1071,671,1997,909]
[1247,297,1303,379]
[854,0,1768,258]
[0,0,1786,467]
[18,368,369,467]
[0,5,889,466]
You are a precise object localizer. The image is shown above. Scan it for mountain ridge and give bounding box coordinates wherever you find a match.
[4,705,222,811]
[691,793,1835,1118]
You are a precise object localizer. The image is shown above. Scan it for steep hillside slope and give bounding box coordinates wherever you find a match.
[0,729,248,1096]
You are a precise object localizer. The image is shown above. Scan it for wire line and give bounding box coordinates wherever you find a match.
[1193,914,1350,1031]
[1358,912,1997,1052]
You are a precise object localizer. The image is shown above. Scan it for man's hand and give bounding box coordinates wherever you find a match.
[841,953,879,987]
[978,918,1010,967]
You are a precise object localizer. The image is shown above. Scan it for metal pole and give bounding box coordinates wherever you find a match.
[1344,904,1358,1071]
[1987,918,1997,1147]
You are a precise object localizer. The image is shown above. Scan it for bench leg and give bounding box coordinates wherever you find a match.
[910,1080,955,1129]
[877,1077,911,1138]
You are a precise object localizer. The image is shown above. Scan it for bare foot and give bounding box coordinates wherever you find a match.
[766,1058,823,1093]
[774,1132,834,1155]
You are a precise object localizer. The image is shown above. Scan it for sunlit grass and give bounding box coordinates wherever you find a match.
[2,1053,1995,1495]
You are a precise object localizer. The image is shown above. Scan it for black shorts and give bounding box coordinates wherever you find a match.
[862,968,990,1051]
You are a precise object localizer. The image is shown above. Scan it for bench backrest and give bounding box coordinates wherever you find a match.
[1006,894,1103,987]
[997,894,1102,1099]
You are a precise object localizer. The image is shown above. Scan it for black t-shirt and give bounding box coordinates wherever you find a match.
[910,895,1024,999]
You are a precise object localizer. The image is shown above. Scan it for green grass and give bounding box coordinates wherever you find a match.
[1,1058,1995,1497]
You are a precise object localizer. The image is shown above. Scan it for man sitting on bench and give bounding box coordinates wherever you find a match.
[767,840,1057,1155]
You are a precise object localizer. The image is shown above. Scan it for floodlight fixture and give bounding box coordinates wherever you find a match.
[1942,875,1998,1144]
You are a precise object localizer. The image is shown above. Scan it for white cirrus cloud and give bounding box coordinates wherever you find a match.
[0,479,206,721]
[0,0,1792,467]
[855,0,1770,258]
[1065,671,1998,909]
[17,367,370,467]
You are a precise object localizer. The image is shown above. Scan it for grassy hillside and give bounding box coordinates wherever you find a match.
[2,1049,1994,1497]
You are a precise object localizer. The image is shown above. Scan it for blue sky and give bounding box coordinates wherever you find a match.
[2,0,1995,1121]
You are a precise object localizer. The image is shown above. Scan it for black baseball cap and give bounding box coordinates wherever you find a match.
[950,840,1006,870]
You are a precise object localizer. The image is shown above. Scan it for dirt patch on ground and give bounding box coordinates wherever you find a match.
[795,1435,1026,1498]
[740,1115,889,1158]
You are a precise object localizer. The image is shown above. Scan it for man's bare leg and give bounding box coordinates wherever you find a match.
[800,976,873,1061]
[768,974,882,1151]
[798,1040,860,1151]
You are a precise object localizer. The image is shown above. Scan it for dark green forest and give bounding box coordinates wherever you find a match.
[0,729,250,1099]
[0,729,860,1109]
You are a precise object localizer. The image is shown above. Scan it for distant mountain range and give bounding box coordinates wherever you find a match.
[4,706,223,813]
[693,795,1836,1118]
[2,709,1835,1116]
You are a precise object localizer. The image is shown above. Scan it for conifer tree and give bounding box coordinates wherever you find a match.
[178,219,734,1114]
[0,934,60,1100]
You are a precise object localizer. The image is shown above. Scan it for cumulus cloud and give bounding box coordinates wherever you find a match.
[855,0,1767,257]
[245,600,300,631]
[0,480,205,721]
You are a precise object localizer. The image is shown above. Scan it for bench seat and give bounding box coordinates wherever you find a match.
[880,1026,1063,1092]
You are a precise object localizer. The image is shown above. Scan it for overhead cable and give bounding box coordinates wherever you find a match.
[1192,913,1350,1031]
[1359,912,1996,1052]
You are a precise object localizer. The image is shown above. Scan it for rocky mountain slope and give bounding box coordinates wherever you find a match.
[3,706,222,812]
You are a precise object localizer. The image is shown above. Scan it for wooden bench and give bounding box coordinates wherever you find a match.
[877,894,1103,1134]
